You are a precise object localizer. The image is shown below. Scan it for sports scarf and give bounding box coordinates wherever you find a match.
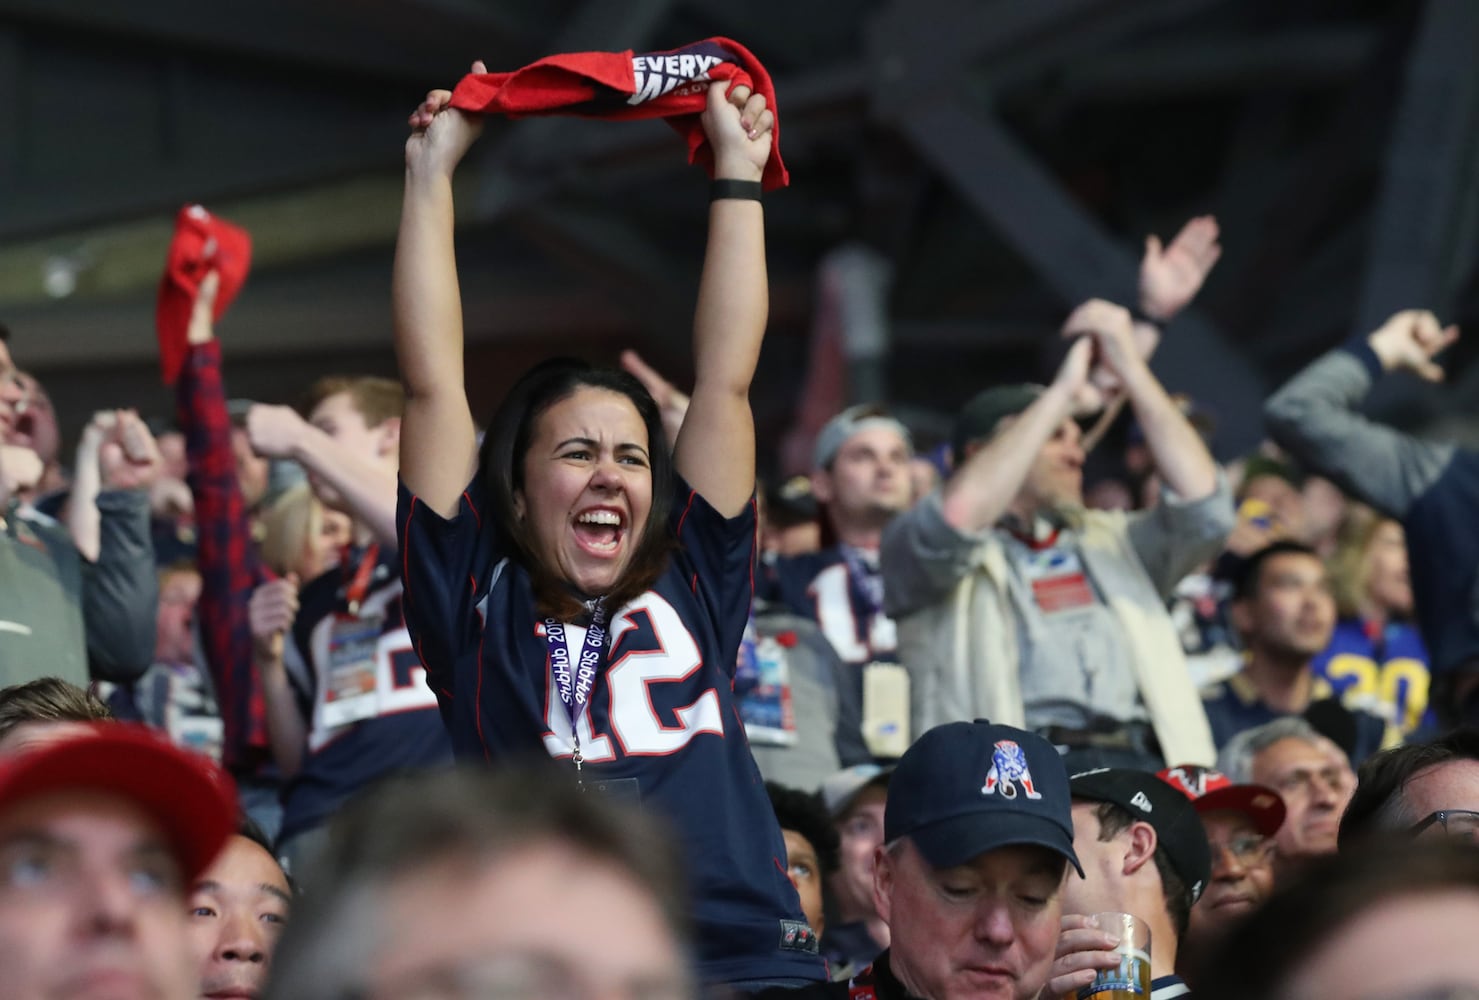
[156,205,252,385]
[448,37,788,191]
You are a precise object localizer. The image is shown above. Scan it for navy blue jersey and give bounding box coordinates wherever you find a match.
[279,548,453,842]
[399,475,824,985]
[764,547,898,670]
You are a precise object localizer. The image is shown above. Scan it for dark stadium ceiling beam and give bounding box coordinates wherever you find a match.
[897,101,1266,458]
[0,0,529,85]
[1051,26,1380,102]
[468,0,687,221]
[1355,0,1479,333]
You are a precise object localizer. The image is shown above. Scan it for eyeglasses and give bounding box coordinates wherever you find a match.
[1408,809,1479,840]
[1207,833,1273,867]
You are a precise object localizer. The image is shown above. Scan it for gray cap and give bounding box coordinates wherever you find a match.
[812,405,912,470]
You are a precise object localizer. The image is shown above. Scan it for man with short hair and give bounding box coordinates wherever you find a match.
[0,677,114,756]
[767,406,915,758]
[1066,767,1213,998]
[1216,717,1354,883]
[0,723,238,1000]
[882,300,1233,772]
[763,720,1086,1000]
[1201,541,1391,760]
[188,819,291,1000]
[1338,727,1479,847]
[1158,764,1285,987]
[264,765,693,1000]
[247,375,450,872]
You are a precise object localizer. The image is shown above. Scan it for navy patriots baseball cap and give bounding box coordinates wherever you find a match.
[885,719,1081,875]
[1072,767,1213,905]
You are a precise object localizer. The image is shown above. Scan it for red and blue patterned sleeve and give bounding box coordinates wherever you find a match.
[176,340,268,772]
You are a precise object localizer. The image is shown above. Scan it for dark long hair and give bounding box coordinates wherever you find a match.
[479,358,675,621]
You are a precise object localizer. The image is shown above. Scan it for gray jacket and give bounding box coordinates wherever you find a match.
[0,490,157,685]
[1265,344,1479,675]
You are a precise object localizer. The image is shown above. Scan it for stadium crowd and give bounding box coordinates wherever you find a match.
[1,49,1478,1000]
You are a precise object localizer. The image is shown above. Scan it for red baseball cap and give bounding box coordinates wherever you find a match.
[0,723,239,881]
[1157,763,1285,837]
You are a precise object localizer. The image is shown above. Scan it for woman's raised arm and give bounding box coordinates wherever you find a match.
[673,83,775,518]
[393,62,487,516]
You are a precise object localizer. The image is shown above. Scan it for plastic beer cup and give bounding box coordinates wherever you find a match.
[1066,912,1152,999]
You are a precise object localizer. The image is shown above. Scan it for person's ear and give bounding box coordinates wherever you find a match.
[873,843,896,925]
[810,468,834,505]
[1229,598,1253,637]
[513,490,527,522]
[1123,821,1158,878]
[378,417,402,457]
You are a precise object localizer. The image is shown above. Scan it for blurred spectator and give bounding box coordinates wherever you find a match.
[1339,728,1479,848]
[818,764,891,974]
[1199,839,1479,1000]
[767,405,914,758]
[173,272,294,840]
[0,331,159,686]
[1300,474,1347,558]
[189,819,291,1000]
[1217,717,1354,883]
[0,677,113,756]
[1312,508,1432,737]
[1158,763,1286,987]
[766,782,838,942]
[100,561,224,762]
[883,300,1231,773]
[1264,309,1479,730]
[257,483,351,581]
[1202,541,1392,761]
[761,475,821,558]
[1233,455,1305,544]
[1066,768,1213,996]
[247,375,448,875]
[264,766,693,1000]
[0,723,237,1000]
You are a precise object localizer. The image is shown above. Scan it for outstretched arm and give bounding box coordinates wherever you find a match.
[245,404,398,547]
[672,82,775,518]
[393,62,487,516]
[1265,310,1459,518]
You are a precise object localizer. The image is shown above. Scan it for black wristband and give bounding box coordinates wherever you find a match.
[1129,305,1166,329]
[711,179,763,202]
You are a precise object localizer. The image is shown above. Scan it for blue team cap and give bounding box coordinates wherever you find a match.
[885,719,1082,875]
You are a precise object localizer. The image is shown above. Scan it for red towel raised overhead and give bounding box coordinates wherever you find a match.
[156,206,252,385]
[448,37,788,191]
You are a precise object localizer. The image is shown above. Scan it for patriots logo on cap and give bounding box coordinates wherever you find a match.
[982,739,1042,801]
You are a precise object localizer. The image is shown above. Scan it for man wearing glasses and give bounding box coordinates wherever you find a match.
[1339,728,1479,847]
[1217,717,1355,884]
[1158,764,1286,987]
